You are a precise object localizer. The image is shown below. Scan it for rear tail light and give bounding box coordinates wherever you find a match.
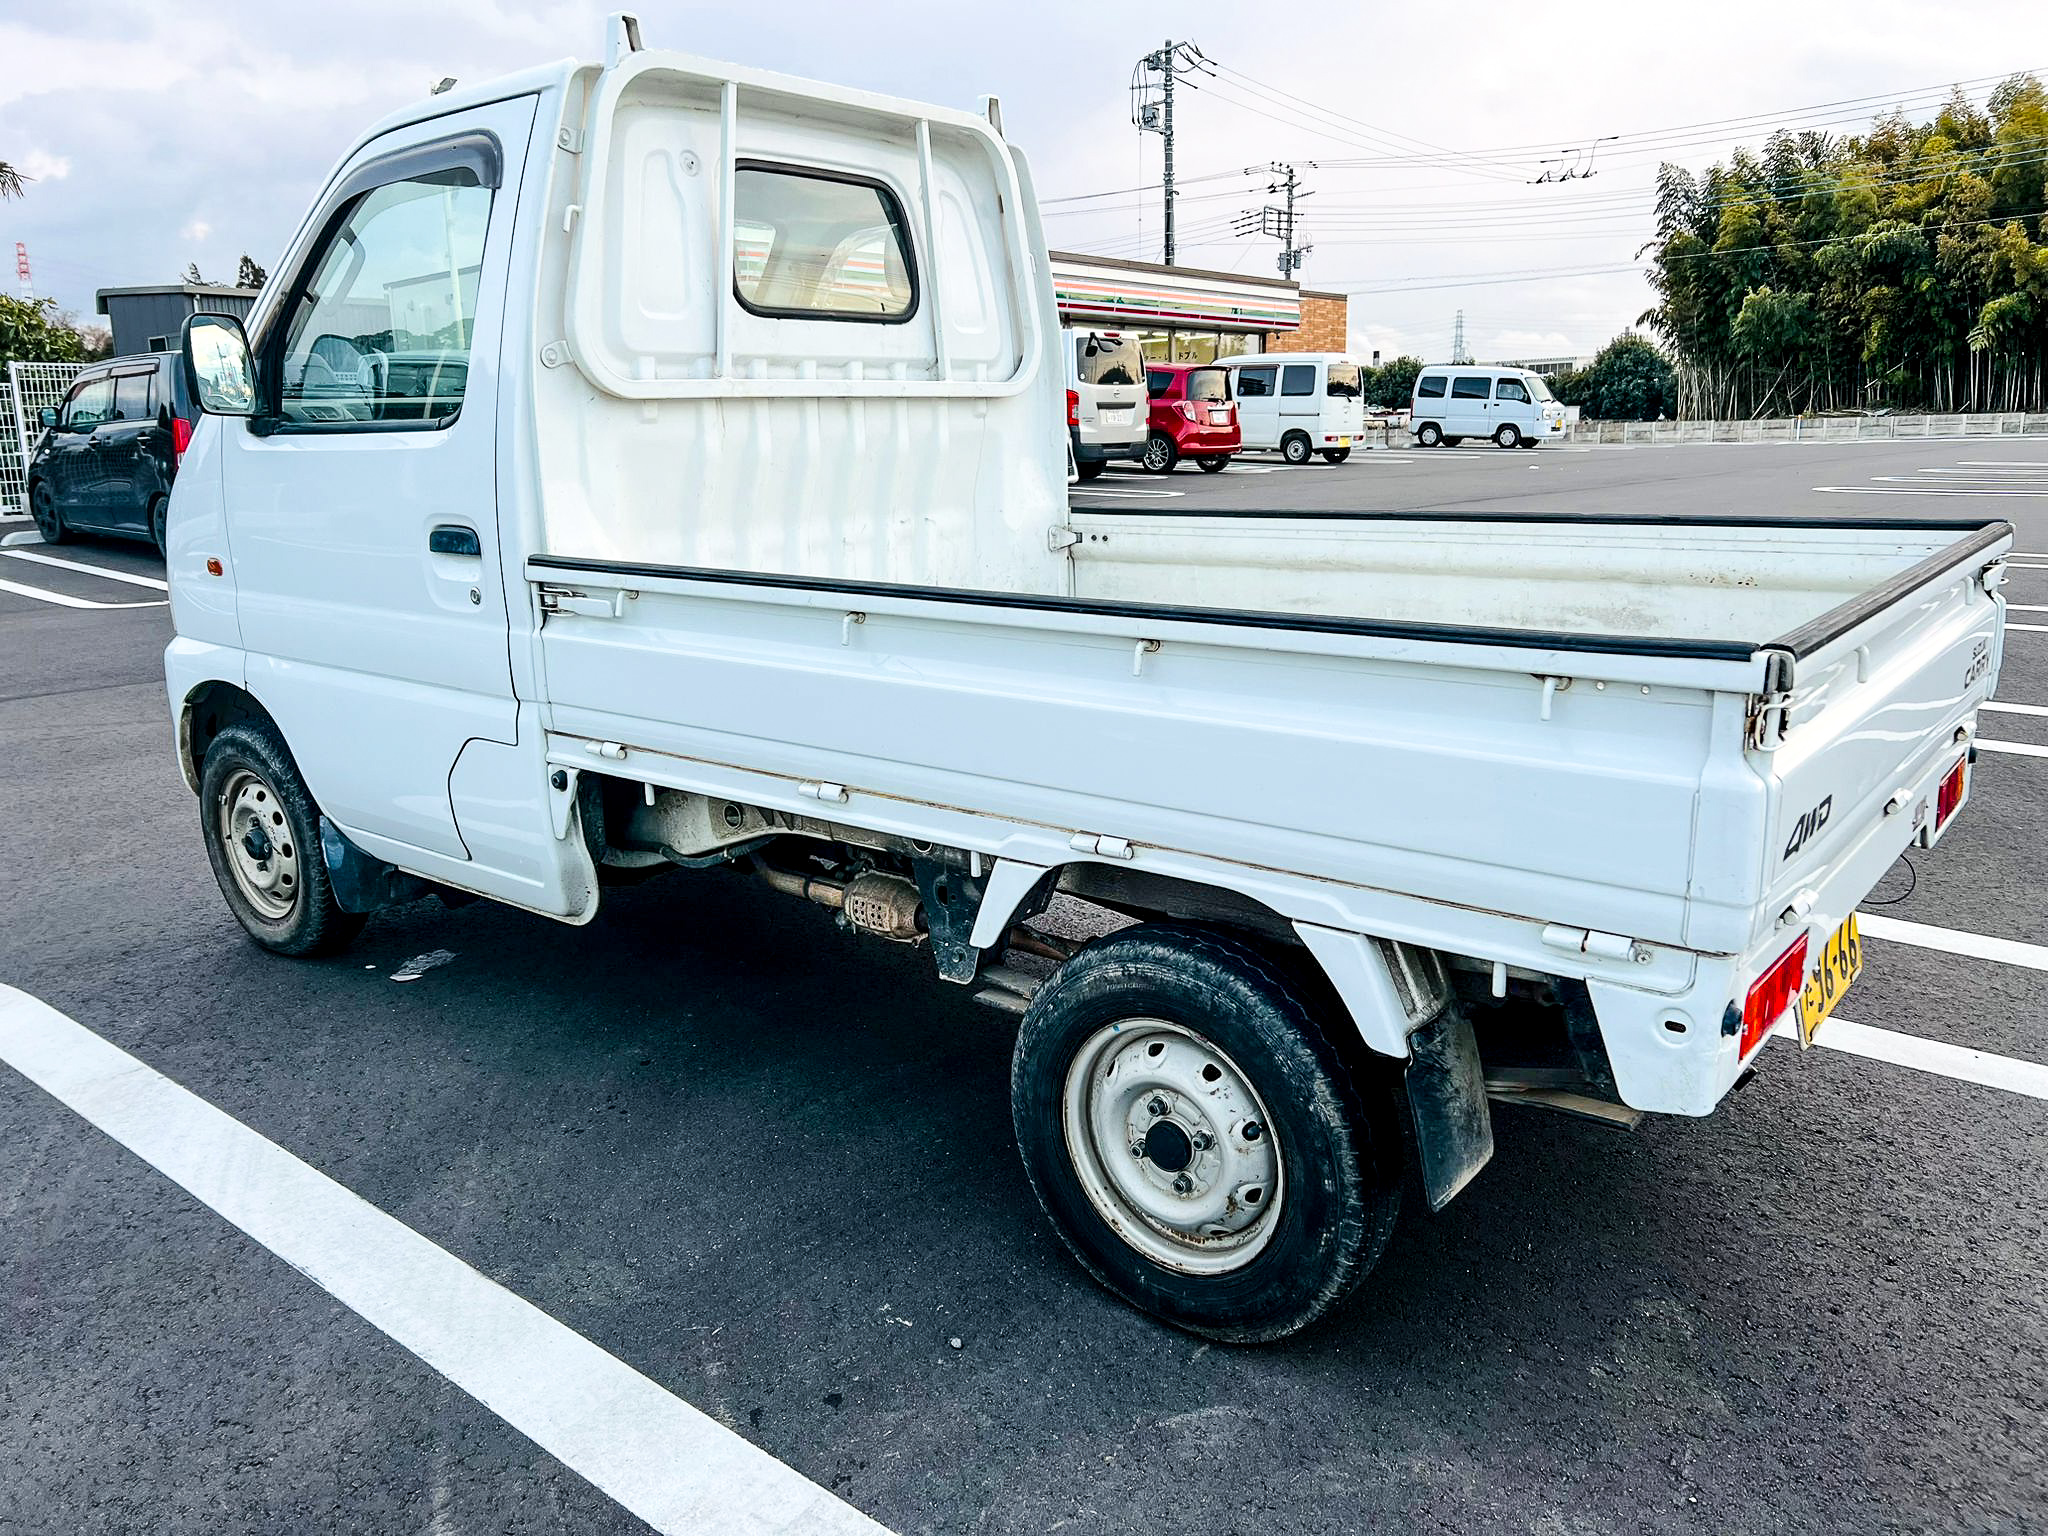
[1740,933,1809,1058]
[1066,389,1079,428]
[1178,401,1200,421]
[1936,756,1967,829]
[171,416,194,460]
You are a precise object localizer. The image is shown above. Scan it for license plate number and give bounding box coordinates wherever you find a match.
[1337,436,1351,446]
[1101,408,1131,424]
[1798,913,1861,1045]
[1209,410,1231,425]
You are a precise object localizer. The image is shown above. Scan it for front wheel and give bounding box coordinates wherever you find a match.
[1281,433,1313,465]
[1321,448,1351,464]
[1414,422,1442,448]
[29,480,71,545]
[1141,433,1179,474]
[1494,424,1523,449]
[1197,455,1230,473]
[1011,925,1402,1342]
[150,495,169,557]
[199,722,365,957]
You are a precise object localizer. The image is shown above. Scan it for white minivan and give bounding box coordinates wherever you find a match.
[1410,366,1566,449]
[1222,353,1364,464]
[1062,329,1147,480]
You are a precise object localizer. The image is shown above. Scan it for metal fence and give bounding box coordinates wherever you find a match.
[1569,411,2048,445]
[0,361,88,515]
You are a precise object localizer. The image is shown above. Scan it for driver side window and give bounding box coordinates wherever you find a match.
[276,170,492,429]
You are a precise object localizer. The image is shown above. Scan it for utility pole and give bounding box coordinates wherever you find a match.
[1131,41,1208,265]
[1233,162,1315,278]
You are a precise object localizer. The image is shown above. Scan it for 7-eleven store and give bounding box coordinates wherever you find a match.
[1048,250,1343,363]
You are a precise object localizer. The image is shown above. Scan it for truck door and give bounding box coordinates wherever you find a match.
[217,97,536,859]
[1278,361,1320,443]
[1446,373,1492,438]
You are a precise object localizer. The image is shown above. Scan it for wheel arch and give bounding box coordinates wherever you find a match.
[178,680,283,794]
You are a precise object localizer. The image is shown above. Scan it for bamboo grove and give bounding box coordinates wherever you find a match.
[1642,74,2048,418]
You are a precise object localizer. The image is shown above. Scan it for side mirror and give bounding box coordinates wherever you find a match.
[182,312,257,417]
[38,406,58,429]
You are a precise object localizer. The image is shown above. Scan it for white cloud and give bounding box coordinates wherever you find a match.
[18,150,70,182]
[181,218,213,243]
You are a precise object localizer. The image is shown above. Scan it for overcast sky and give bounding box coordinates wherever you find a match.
[4,0,2044,363]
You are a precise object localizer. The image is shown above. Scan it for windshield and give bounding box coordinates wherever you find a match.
[1527,374,1555,402]
[1187,368,1230,402]
[1326,363,1361,398]
[1077,334,1143,387]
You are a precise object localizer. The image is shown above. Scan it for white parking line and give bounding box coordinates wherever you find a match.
[0,575,168,610]
[1769,1017,2048,1100]
[1977,738,2048,759]
[1984,701,2048,716]
[2007,623,2048,633]
[2008,605,2048,613]
[0,984,892,1536]
[3,548,169,591]
[1860,912,2048,973]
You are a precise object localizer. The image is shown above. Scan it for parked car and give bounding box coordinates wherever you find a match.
[1062,329,1146,480]
[1142,362,1239,472]
[1409,365,1566,449]
[163,24,2009,1343]
[1221,354,1364,463]
[28,351,197,553]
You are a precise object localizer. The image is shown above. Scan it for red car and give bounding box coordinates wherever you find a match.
[1141,363,1239,473]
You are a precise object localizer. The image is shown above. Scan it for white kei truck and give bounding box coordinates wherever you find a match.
[165,16,2010,1341]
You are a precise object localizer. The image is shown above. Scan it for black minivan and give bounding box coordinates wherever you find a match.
[27,352,197,555]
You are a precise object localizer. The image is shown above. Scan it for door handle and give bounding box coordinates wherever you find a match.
[429,525,481,557]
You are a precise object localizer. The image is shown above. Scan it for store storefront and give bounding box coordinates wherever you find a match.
[1048,251,1302,362]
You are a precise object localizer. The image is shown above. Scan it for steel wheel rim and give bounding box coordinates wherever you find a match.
[216,767,300,920]
[1061,1018,1284,1275]
[1286,438,1308,463]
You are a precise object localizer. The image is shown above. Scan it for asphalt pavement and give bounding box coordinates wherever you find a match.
[2,440,2045,1535]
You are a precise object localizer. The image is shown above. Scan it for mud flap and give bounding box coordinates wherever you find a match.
[321,817,433,914]
[1404,1002,1494,1210]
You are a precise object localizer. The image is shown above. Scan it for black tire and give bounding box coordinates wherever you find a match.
[29,479,71,545]
[150,495,169,557]
[1141,433,1179,473]
[198,721,366,957]
[1444,436,1464,446]
[1281,433,1313,465]
[1494,424,1522,449]
[1197,455,1230,473]
[1321,448,1351,464]
[1011,924,1402,1343]
[1415,422,1442,448]
[1074,460,1106,481]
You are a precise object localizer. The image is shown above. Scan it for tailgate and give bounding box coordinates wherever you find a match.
[1756,527,2009,937]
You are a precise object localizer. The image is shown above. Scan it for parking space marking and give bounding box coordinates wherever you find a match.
[3,548,169,591]
[0,984,893,1536]
[2006,622,2048,633]
[1769,1017,2048,1100]
[1984,701,2048,716]
[2008,605,2048,613]
[1860,912,2048,973]
[1977,738,2048,759]
[0,575,168,610]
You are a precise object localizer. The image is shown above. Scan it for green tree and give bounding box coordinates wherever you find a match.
[235,254,266,289]
[0,160,22,199]
[1365,354,1422,407]
[0,294,89,369]
[1553,333,1675,420]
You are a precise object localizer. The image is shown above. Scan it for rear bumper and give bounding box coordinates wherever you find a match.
[1071,432,1145,465]
[1173,426,1241,454]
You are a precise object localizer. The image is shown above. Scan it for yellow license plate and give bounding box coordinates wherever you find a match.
[1338,436,1351,446]
[1798,913,1861,1045]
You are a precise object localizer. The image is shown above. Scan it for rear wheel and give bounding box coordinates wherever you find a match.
[1141,433,1179,474]
[1075,460,1106,481]
[29,480,70,545]
[1197,455,1230,473]
[1011,925,1402,1342]
[1415,422,1442,448]
[199,722,365,957]
[1494,424,1523,449]
[1321,448,1351,464]
[1281,433,1313,465]
[149,495,169,557]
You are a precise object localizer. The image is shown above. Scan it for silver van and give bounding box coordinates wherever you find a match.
[1063,329,1147,480]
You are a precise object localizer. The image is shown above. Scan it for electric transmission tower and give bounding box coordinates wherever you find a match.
[1131,40,1210,265]
[1451,310,1470,365]
[1232,161,1316,278]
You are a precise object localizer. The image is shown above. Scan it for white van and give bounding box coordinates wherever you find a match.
[1222,354,1364,464]
[1062,329,1146,480]
[1410,366,1566,449]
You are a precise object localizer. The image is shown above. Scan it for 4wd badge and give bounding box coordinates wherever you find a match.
[1784,795,1833,860]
